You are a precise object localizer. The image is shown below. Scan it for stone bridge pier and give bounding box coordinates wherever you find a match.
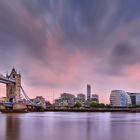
[6,68,21,103]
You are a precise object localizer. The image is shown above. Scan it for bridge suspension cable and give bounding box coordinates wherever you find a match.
[20,86,43,107]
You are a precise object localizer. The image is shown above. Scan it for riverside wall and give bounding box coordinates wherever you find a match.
[44,108,140,113]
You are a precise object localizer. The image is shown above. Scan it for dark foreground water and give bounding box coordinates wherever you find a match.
[0,112,140,140]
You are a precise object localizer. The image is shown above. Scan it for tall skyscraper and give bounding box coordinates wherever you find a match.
[87,84,91,101]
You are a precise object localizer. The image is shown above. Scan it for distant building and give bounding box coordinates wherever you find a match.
[0,97,6,103]
[33,96,46,109]
[91,94,99,103]
[55,93,75,107]
[60,93,75,99]
[77,93,86,102]
[54,98,62,107]
[110,90,131,107]
[45,101,52,108]
[87,84,91,101]
[54,91,99,108]
[127,92,140,106]
[74,93,86,106]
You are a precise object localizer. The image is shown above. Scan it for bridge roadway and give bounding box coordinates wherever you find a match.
[0,75,16,84]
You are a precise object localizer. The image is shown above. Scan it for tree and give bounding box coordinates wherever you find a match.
[74,102,82,108]
[90,102,106,108]
[133,105,140,108]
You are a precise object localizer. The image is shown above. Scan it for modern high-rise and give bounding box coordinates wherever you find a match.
[87,84,91,101]
[127,92,140,106]
[110,90,131,107]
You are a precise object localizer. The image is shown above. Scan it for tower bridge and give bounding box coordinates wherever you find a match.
[0,68,21,103]
[0,75,16,84]
[0,68,46,110]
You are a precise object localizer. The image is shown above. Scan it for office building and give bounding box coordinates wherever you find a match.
[87,84,91,101]
[54,93,75,107]
[33,96,46,109]
[77,93,86,102]
[110,90,131,107]
[60,93,75,99]
[91,94,99,103]
[127,92,140,106]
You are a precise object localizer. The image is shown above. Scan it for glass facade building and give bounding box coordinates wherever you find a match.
[110,90,131,107]
[127,92,140,106]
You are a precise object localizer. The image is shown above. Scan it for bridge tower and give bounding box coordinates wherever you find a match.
[6,68,21,103]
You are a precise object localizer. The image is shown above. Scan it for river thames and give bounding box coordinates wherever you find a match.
[0,112,140,140]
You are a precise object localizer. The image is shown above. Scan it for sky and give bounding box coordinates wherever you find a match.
[0,0,140,103]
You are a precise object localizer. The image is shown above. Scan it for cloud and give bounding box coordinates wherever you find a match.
[22,46,92,89]
[0,0,47,60]
[1,0,140,103]
[111,43,140,66]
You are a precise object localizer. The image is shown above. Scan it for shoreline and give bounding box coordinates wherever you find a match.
[1,108,140,113]
[45,108,140,113]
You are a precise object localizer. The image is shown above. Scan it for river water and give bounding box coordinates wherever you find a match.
[0,112,140,140]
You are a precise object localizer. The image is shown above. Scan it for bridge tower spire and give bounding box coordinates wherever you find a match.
[6,68,21,103]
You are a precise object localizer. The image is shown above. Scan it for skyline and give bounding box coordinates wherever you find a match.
[1,0,140,103]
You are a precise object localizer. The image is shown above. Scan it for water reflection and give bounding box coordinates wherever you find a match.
[1,112,140,140]
[84,113,111,140]
[110,113,140,140]
[5,115,21,140]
